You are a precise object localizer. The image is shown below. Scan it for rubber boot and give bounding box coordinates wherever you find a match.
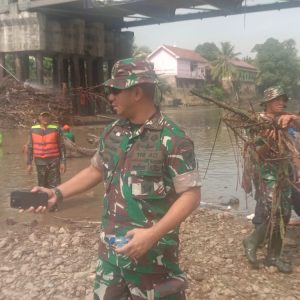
[243,223,267,269]
[265,231,292,273]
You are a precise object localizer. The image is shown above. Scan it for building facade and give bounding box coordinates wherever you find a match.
[148,45,209,105]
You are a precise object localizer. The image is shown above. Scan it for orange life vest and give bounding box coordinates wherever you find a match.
[31,124,60,158]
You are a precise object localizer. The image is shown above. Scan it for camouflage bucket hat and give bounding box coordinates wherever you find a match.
[103,57,158,90]
[260,86,288,106]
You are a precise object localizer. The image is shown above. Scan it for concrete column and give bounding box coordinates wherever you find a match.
[53,53,64,88]
[107,59,114,78]
[62,58,69,87]
[16,53,29,81]
[86,57,93,87]
[36,53,44,84]
[70,55,80,88]
[93,57,104,85]
[0,53,6,79]
[52,56,58,86]
[23,54,29,81]
[15,53,25,81]
[95,57,105,114]
[79,57,86,87]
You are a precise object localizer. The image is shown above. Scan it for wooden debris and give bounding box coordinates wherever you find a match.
[0,76,72,128]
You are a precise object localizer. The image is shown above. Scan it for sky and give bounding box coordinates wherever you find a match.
[131,6,300,58]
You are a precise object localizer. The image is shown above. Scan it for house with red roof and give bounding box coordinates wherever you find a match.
[148,45,209,89]
[148,45,257,105]
[223,59,258,99]
[147,45,210,105]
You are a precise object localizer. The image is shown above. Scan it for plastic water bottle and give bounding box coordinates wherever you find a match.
[108,236,130,248]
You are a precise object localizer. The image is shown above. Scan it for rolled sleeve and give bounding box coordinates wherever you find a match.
[173,169,201,194]
[166,135,201,193]
[90,150,104,172]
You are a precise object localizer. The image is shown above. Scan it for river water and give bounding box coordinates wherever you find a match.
[0,106,264,225]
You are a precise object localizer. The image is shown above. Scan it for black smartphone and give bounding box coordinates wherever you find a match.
[10,190,48,209]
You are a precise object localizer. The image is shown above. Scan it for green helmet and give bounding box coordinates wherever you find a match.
[103,57,158,90]
[261,86,288,106]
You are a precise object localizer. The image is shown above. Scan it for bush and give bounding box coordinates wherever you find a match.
[197,83,227,101]
[173,98,182,107]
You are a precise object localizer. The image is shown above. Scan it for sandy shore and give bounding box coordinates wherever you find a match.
[0,208,299,300]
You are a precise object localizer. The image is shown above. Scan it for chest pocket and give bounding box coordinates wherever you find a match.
[128,131,166,201]
[130,170,166,200]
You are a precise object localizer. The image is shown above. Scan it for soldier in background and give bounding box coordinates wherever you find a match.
[242,86,300,273]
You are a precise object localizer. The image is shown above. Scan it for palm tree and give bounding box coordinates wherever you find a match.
[211,42,240,102]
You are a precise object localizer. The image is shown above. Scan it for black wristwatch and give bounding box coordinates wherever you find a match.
[52,187,64,204]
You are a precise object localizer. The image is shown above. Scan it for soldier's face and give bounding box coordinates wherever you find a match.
[107,87,136,118]
[266,96,286,114]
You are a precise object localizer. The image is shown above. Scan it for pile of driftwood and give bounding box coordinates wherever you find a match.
[0,76,71,128]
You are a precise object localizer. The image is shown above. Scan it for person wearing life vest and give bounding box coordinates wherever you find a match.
[27,110,66,210]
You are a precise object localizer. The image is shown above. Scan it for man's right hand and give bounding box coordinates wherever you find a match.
[27,164,33,174]
[20,186,57,213]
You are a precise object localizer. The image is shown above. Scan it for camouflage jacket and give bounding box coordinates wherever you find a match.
[91,110,201,273]
[244,112,295,202]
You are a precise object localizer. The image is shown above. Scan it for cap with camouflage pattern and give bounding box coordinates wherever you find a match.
[38,109,52,117]
[261,86,288,106]
[103,57,158,90]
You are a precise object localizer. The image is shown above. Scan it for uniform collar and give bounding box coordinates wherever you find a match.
[117,109,164,131]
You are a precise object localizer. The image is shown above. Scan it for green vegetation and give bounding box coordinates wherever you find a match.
[195,42,220,61]
[252,38,300,97]
[195,41,241,103]
[210,42,240,84]
[197,83,227,101]
[132,44,152,59]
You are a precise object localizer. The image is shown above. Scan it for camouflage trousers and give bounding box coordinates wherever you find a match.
[35,159,61,188]
[253,179,292,227]
[94,258,187,300]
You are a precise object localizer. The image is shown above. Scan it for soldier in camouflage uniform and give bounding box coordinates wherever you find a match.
[242,86,300,273]
[30,58,201,299]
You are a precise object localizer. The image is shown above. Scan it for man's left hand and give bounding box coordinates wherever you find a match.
[114,228,158,259]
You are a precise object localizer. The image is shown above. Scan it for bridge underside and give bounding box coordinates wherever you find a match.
[0,0,299,115]
[1,0,299,28]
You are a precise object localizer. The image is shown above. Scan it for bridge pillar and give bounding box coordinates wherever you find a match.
[35,53,43,84]
[107,59,114,78]
[0,53,5,79]
[62,57,69,88]
[53,53,65,88]
[70,55,80,89]
[96,57,104,84]
[15,52,29,81]
[86,57,93,87]
[79,57,86,88]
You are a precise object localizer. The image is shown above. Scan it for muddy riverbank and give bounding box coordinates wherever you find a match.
[0,208,299,300]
